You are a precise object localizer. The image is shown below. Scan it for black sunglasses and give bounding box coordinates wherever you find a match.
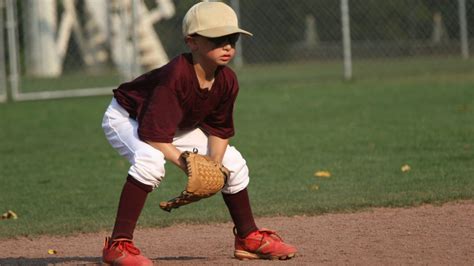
[194,33,240,47]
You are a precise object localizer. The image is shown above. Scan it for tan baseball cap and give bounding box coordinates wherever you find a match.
[183,2,253,38]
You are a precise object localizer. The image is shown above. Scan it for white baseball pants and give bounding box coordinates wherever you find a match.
[101,98,250,194]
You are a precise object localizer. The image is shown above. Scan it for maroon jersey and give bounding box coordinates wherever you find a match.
[113,53,239,143]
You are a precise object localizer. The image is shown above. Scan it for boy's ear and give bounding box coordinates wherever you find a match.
[185,35,198,51]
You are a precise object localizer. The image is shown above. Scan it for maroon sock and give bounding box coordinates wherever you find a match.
[111,175,153,240]
[222,188,258,238]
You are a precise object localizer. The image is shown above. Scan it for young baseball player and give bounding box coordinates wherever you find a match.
[101,2,297,265]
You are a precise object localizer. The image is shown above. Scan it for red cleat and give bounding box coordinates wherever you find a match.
[102,237,153,266]
[234,228,297,260]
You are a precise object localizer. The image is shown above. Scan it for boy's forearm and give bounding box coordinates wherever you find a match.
[208,135,229,163]
[146,141,187,172]
[146,135,228,169]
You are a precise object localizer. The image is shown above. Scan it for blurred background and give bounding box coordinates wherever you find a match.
[0,0,472,102]
[1,0,473,240]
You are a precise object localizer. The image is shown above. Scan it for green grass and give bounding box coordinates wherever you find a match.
[0,57,473,239]
[20,68,122,92]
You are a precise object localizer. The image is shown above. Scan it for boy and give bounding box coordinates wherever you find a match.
[101,2,297,265]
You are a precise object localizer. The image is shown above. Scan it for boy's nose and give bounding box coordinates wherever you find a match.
[223,43,232,50]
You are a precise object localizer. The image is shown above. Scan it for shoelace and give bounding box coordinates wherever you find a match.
[256,229,283,244]
[112,240,141,255]
[233,227,284,243]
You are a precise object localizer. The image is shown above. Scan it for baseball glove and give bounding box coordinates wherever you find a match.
[159,150,230,212]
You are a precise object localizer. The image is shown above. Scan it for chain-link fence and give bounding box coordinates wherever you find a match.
[239,0,473,62]
[0,0,472,102]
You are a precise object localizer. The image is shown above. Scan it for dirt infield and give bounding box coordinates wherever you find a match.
[1,201,473,265]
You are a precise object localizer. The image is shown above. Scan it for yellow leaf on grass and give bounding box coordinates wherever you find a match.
[314,171,331,178]
[401,164,411,172]
[308,184,320,191]
[1,210,18,220]
[48,249,57,255]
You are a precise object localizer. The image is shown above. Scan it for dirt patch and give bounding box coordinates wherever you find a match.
[1,201,473,265]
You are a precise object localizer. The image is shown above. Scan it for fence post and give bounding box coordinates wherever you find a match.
[340,0,352,80]
[458,0,469,59]
[0,0,8,102]
[230,0,243,68]
[130,0,141,78]
[6,0,20,101]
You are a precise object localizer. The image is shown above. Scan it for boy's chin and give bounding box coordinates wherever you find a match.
[217,60,231,66]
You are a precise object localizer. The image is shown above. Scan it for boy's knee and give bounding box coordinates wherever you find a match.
[223,146,246,166]
[222,146,250,194]
[128,148,166,189]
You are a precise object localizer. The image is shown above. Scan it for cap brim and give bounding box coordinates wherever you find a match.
[196,26,253,38]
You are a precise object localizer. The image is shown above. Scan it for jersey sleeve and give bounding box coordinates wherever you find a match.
[137,85,183,143]
[200,78,239,139]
